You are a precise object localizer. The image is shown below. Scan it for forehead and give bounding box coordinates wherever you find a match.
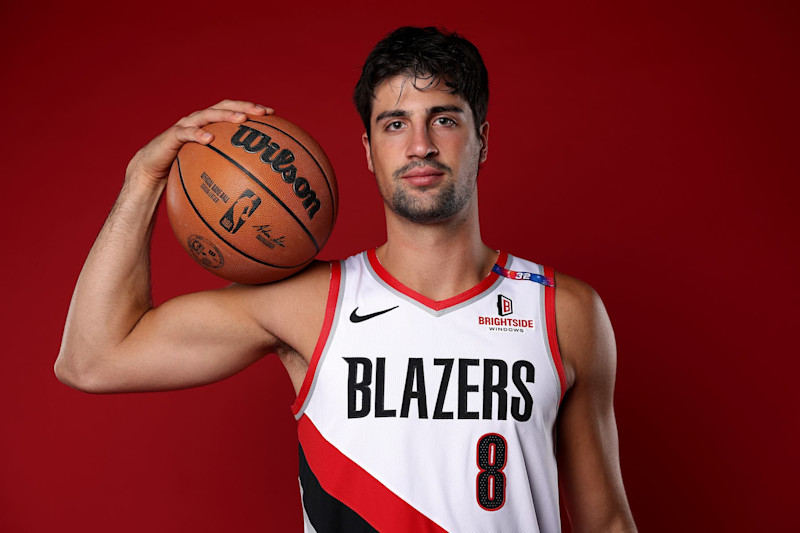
[371,75,472,121]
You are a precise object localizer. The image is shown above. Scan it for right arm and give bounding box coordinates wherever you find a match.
[55,101,324,393]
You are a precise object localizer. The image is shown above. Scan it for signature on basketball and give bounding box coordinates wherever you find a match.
[252,224,286,249]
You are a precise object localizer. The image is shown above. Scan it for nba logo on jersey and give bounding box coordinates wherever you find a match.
[497,295,513,316]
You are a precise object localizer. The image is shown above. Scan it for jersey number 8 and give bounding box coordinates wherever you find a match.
[476,433,507,510]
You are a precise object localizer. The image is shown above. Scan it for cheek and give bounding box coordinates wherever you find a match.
[438,132,478,156]
[370,145,399,173]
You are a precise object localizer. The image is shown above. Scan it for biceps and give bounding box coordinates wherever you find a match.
[97,291,277,393]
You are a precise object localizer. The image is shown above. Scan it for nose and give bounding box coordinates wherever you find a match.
[407,123,438,159]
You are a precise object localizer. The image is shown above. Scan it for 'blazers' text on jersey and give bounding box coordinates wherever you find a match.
[292,250,567,533]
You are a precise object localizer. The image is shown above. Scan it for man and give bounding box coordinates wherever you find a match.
[57,26,636,532]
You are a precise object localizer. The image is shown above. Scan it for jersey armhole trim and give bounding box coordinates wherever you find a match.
[544,265,567,404]
[292,260,342,416]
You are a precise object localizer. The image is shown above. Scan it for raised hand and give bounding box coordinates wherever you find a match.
[125,100,274,189]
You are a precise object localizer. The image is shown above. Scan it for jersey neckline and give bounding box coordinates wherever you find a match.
[365,248,510,312]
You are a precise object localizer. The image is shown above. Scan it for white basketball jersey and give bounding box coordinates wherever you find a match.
[292,250,566,533]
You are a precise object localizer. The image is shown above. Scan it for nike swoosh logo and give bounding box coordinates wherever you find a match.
[349,306,399,323]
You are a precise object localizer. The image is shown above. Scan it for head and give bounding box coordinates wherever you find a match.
[354,26,489,141]
[354,27,490,224]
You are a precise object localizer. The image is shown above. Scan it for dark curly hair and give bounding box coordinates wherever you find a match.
[354,26,489,140]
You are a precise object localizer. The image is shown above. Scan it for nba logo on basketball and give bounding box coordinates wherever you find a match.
[497,295,513,316]
[220,190,262,234]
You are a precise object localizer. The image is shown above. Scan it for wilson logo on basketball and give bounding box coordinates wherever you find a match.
[230,125,322,220]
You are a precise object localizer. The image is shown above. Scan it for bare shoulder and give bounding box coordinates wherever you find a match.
[229,260,332,306]
[553,271,616,390]
[230,260,334,360]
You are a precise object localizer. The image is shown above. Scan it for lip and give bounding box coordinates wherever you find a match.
[400,167,445,187]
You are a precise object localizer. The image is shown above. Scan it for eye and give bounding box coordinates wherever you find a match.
[434,117,457,127]
[386,121,405,131]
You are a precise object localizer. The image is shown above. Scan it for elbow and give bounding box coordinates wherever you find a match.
[603,515,637,533]
[54,351,112,394]
[579,510,638,533]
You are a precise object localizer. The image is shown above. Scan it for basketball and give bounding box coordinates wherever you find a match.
[166,114,337,284]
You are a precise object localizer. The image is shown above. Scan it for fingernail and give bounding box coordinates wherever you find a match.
[234,112,245,117]
[255,105,267,110]
[202,132,213,140]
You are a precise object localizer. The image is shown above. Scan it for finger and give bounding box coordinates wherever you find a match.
[177,109,248,129]
[211,99,275,115]
[159,125,214,152]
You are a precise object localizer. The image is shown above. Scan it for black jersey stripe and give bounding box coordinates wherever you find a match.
[299,445,378,533]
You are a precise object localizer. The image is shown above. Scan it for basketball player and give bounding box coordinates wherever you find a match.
[57,27,637,532]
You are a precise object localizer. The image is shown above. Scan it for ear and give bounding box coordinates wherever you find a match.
[478,122,489,164]
[362,131,374,172]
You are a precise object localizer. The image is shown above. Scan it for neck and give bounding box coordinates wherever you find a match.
[375,197,498,302]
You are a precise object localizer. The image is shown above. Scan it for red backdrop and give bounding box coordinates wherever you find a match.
[2,1,797,531]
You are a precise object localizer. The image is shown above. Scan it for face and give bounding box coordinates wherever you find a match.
[362,75,489,224]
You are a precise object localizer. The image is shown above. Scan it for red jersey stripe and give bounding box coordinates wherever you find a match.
[298,416,448,533]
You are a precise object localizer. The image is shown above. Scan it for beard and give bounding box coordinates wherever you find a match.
[382,157,479,224]
[388,179,471,223]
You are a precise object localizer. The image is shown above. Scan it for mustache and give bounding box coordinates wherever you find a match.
[393,160,452,179]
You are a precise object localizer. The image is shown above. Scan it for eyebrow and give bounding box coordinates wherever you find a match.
[375,109,409,122]
[374,105,465,124]
[429,105,464,115]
